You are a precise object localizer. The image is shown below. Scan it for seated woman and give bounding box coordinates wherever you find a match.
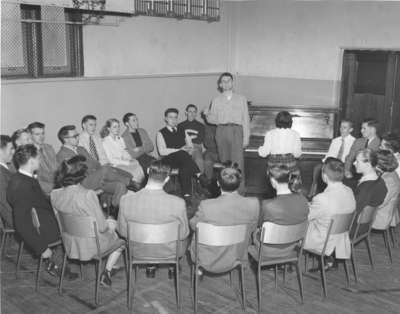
[354,149,388,215]
[257,111,302,198]
[51,155,124,287]
[372,150,400,229]
[250,162,308,258]
[7,144,77,279]
[100,119,144,184]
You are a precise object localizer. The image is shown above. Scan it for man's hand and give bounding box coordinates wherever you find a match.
[181,145,193,154]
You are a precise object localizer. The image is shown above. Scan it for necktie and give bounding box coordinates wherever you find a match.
[89,136,99,161]
[337,138,345,161]
[173,128,177,133]
[365,139,369,148]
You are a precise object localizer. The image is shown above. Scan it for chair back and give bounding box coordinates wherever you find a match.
[350,206,377,243]
[57,212,98,238]
[127,220,180,244]
[196,222,247,246]
[357,206,377,224]
[260,221,308,245]
[329,212,356,235]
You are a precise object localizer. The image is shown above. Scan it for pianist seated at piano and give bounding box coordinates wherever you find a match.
[308,119,355,199]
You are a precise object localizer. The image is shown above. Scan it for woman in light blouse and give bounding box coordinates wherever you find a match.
[100,119,144,184]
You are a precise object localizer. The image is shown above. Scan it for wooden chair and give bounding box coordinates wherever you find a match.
[304,212,356,298]
[249,221,308,312]
[192,222,248,313]
[57,212,126,305]
[0,218,15,259]
[126,220,181,311]
[350,206,378,282]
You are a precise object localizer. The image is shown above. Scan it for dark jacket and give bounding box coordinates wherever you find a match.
[0,165,14,228]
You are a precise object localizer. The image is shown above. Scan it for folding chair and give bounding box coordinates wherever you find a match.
[192,222,248,313]
[126,220,181,311]
[304,212,356,298]
[249,221,308,312]
[57,212,126,305]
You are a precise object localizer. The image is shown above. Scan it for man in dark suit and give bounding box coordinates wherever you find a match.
[7,144,77,279]
[0,135,15,228]
[56,125,135,207]
[190,162,259,273]
[344,118,381,189]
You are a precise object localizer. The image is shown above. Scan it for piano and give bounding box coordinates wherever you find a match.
[244,105,339,196]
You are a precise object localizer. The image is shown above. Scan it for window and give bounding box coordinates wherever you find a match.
[1,3,83,79]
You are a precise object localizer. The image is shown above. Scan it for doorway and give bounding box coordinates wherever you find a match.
[339,49,400,137]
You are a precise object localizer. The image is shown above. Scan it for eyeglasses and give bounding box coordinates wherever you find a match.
[65,134,79,139]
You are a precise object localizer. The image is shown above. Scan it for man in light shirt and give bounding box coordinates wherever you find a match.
[309,120,355,198]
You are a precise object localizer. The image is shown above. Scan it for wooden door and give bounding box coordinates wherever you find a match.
[340,50,400,137]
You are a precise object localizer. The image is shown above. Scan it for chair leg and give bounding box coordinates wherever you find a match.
[0,231,7,259]
[389,227,397,248]
[79,263,84,280]
[229,270,233,287]
[128,263,133,310]
[283,264,286,285]
[239,265,246,311]
[175,262,181,312]
[95,260,102,305]
[343,259,350,287]
[194,265,199,314]
[35,257,43,291]
[304,253,309,273]
[350,244,358,283]
[384,229,393,263]
[58,252,67,295]
[366,237,374,269]
[15,241,24,278]
[295,261,304,304]
[320,256,327,298]
[135,265,138,283]
[256,266,262,313]
[274,264,278,289]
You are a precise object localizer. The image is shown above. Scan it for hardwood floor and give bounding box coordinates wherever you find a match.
[2,230,400,314]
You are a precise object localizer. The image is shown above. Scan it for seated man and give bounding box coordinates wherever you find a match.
[56,125,135,207]
[117,160,189,278]
[190,162,259,273]
[27,122,58,195]
[156,108,205,199]
[202,118,219,181]
[178,104,205,173]
[11,128,32,148]
[0,135,15,228]
[7,144,77,279]
[308,119,355,199]
[121,113,156,174]
[304,158,356,266]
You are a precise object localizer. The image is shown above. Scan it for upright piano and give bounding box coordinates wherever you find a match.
[244,105,339,196]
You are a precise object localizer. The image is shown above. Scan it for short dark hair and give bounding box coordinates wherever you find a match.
[55,155,88,188]
[164,108,179,117]
[81,115,97,126]
[148,160,171,182]
[268,164,302,192]
[340,119,353,129]
[185,104,197,112]
[362,118,379,130]
[122,113,135,125]
[57,125,76,144]
[382,133,400,153]
[322,157,344,182]
[217,161,242,192]
[376,149,399,173]
[11,128,29,148]
[0,135,12,149]
[275,111,293,128]
[357,148,378,167]
[13,144,38,168]
[27,122,45,132]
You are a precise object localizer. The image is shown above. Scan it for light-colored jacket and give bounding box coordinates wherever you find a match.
[373,172,400,229]
[102,135,132,166]
[304,182,356,259]
[78,132,110,165]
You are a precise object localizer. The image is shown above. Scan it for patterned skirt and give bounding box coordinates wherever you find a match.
[266,153,298,172]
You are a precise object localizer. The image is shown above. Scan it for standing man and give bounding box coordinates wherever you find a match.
[204,72,250,193]
[121,113,156,173]
[178,104,205,173]
[27,122,58,195]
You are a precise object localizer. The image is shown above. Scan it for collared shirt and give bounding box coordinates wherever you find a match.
[156,126,181,156]
[206,93,250,145]
[359,172,379,184]
[324,134,355,162]
[18,169,34,178]
[78,131,110,165]
[258,128,302,158]
[0,161,8,170]
[64,144,78,155]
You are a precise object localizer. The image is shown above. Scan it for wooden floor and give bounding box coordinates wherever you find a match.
[2,231,400,314]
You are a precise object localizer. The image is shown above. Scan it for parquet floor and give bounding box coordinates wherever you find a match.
[2,230,400,314]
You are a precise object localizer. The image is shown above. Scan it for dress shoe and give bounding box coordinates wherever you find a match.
[100,270,112,288]
[145,266,157,278]
[196,174,210,189]
[45,260,61,277]
[168,267,176,280]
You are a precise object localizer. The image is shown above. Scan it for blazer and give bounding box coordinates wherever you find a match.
[118,188,189,259]
[344,137,381,174]
[51,185,119,260]
[0,165,14,228]
[304,182,356,259]
[190,192,259,272]
[373,172,400,229]
[37,143,58,194]
[102,135,132,166]
[7,172,60,256]
[78,132,110,165]
[121,128,154,159]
